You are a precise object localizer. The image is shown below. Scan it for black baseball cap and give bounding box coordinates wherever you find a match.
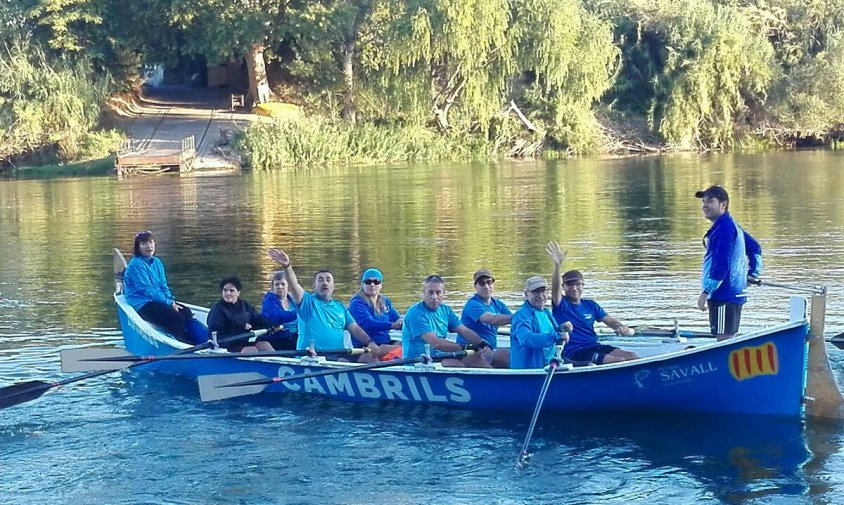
[562,270,584,284]
[694,185,729,201]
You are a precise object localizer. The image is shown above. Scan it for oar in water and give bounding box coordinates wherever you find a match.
[60,347,369,373]
[517,344,566,468]
[830,332,844,350]
[0,328,268,410]
[198,349,472,402]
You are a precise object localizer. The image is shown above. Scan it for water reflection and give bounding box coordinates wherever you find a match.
[3,153,843,332]
[2,152,844,503]
[106,373,821,504]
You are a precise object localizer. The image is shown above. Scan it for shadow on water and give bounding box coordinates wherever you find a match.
[1,366,841,504]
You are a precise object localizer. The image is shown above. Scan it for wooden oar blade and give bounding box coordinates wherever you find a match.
[0,380,53,410]
[198,372,270,402]
[61,348,137,373]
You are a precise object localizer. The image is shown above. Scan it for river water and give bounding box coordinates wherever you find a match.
[1,152,843,504]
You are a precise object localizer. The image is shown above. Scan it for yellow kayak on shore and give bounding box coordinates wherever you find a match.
[252,102,301,119]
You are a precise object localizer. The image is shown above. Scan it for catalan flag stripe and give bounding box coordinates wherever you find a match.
[729,342,778,381]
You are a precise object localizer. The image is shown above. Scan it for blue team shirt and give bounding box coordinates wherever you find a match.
[402,301,461,358]
[702,212,763,304]
[510,302,559,369]
[295,292,355,351]
[459,294,511,348]
[347,294,400,346]
[123,255,174,310]
[552,297,606,356]
[261,291,298,330]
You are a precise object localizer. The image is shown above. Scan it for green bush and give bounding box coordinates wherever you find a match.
[237,117,507,169]
[74,129,125,161]
[14,157,115,178]
[0,44,112,164]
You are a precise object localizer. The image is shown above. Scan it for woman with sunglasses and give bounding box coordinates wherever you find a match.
[123,230,202,343]
[347,268,402,359]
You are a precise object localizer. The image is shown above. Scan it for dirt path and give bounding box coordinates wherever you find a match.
[113,86,256,170]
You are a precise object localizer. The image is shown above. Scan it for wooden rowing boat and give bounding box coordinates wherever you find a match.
[109,250,818,416]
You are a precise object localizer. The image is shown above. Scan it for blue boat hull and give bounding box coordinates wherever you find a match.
[116,295,810,416]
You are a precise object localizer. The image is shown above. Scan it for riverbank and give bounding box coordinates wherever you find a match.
[6,87,841,178]
[108,86,256,172]
[12,158,115,178]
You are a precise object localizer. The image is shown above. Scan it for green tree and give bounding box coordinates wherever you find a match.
[24,0,103,52]
[355,0,615,153]
[281,0,376,122]
[138,0,287,104]
[596,0,773,148]
[0,44,110,164]
[743,0,844,138]
[364,0,512,131]
[510,0,617,152]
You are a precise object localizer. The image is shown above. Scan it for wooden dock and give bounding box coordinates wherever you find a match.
[115,136,196,176]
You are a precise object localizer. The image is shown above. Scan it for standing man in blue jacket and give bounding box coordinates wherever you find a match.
[695,185,763,340]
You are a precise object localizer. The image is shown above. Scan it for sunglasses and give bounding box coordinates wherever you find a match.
[476,278,495,286]
[135,230,153,239]
[364,279,382,285]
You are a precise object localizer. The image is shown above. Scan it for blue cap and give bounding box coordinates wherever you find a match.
[361,268,383,283]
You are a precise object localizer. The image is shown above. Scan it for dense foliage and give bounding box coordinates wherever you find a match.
[3,0,844,167]
[0,44,117,164]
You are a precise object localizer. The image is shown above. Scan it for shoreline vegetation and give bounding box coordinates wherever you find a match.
[3,1,844,174]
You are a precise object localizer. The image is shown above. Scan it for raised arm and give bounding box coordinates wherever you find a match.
[546,241,566,307]
[268,249,304,305]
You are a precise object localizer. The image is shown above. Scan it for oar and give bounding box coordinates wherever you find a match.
[198,350,472,402]
[61,347,367,373]
[748,278,821,294]
[596,327,714,339]
[517,344,565,468]
[498,326,710,338]
[600,327,844,349]
[0,328,268,410]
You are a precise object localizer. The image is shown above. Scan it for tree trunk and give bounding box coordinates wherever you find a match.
[245,44,271,107]
[341,39,356,124]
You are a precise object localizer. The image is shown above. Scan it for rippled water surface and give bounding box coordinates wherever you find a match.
[2,152,844,504]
